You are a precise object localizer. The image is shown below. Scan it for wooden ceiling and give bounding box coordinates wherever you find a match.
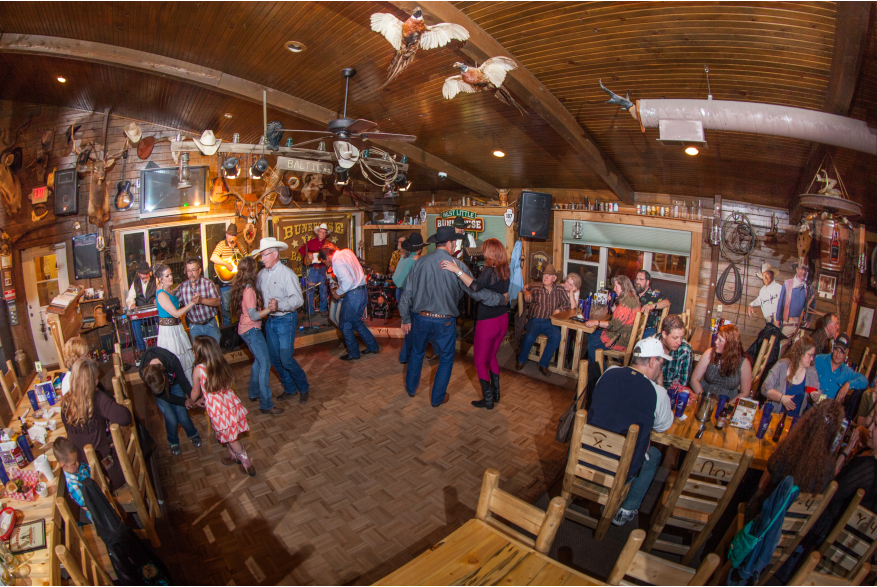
[0,1,874,218]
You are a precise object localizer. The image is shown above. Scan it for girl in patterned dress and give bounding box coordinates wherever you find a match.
[190,336,255,476]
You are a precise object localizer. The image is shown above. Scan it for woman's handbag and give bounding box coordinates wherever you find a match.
[555,388,586,443]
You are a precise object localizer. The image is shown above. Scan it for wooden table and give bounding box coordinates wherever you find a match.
[688,327,713,361]
[651,394,786,470]
[7,371,66,586]
[374,518,604,586]
[545,309,608,379]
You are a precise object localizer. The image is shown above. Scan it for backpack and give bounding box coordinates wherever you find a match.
[728,476,799,570]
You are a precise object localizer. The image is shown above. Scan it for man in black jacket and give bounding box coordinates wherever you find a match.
[139,347,201,456]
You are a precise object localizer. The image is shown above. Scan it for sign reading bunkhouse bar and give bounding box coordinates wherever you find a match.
[435,209,485,232]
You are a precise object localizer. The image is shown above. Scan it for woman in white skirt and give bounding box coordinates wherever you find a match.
[154,263,198,383]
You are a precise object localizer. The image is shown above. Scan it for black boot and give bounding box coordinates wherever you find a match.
[489,371,500,404]
[472,379,494,409]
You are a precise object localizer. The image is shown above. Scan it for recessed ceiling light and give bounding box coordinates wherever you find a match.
[224,113,233,119]
[286,41,306,53]
[493,150,505,157]
[685,146,699,155]
[57,77,66,83]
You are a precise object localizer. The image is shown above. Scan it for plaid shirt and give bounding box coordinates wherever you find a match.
[655,333,694,387]
[639,288,665,330]
[176,277,220,324]
[64,463,93,521]
[527,282,571,320]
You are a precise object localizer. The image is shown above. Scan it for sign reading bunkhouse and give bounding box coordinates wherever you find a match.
[435,209,484,232]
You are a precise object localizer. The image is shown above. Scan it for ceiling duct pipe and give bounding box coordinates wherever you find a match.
[633,99,877,156]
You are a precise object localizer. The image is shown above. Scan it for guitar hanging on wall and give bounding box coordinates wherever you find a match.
[114,150,134,211]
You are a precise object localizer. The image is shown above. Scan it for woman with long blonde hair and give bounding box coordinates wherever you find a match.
[691,324,753,402]
[60,358,131,489]
[585,274,641,363]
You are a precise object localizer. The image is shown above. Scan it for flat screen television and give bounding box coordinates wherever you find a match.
[139,165,209,217]
[71,233,103,280]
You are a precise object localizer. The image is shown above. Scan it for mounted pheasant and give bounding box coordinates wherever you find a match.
[371,7,469,89]
[442,57,525,115]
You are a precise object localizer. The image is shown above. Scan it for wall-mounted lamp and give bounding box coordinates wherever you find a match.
[394,172,411,192]
[572,219,583,240]
[177,153,192,189]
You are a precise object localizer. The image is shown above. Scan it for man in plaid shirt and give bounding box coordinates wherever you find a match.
[176,257,222,343]
[516,264,571,376]
[652,313,693,387]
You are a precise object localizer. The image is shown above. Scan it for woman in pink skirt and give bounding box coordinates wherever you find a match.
[440,238,510,409]
[189,335,255,476]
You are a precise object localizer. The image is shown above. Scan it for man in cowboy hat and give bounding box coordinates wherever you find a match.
[748,262,783,323]
[393,233,430,363]
[210,224,248,326]
[516,264,571,376]
[452,216,476,259]
[399,226,508,407]
[253,237,311,404]
[125,261,157,354]
[776,257,815,353]
[298,223,332,317]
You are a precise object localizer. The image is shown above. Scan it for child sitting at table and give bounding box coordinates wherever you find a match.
[53,436,92,521]
[189,336,255,476]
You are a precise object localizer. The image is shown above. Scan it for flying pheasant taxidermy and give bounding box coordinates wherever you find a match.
[371,7,470,89]
[442,57,525,115]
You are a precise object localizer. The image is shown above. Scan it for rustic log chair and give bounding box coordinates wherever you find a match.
[112,354,133,397]
[863,353,876,382]
[54,499,114,586]
[111,376,128,405]
[561,409,639,541]
[859,348,872,375]
[595,311,642,374]
[817,490,877,580]
[643,439,753,565]
[655,306,670,336]
[789,551,871,587]
[475,468,567,554]
[750,335,777,396]
[84,445,127,520]
[680,308,693,340]
[109,399,162,547]
[0,359,23,417]
[608,529,720,586]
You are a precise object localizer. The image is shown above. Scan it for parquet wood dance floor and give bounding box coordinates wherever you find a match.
[145,338,576,585]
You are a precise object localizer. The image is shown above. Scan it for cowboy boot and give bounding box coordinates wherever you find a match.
[489,371,500,404]
[220,444,239,466]
[237,449,257,477]
[472,379,494,410]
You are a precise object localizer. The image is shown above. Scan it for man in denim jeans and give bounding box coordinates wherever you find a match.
[398,226,508,407]
[318,244,379,360]
[253,237,311,404]
[139,346,202,456]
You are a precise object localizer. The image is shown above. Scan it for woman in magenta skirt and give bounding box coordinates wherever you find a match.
[440,238,510,409]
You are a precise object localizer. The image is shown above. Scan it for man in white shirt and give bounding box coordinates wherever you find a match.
[748,263,783,323]
[318,243,380,361]
[125,261,156,352]
[452,216,476,258]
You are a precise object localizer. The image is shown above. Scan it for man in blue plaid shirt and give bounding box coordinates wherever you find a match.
[652,314,693,387]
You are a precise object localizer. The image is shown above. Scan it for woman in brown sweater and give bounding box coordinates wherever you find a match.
[60,358,132,490]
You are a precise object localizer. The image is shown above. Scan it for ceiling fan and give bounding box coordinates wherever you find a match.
[281,68,416,150]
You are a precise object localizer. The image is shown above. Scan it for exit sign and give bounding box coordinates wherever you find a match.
[31,186,48,204]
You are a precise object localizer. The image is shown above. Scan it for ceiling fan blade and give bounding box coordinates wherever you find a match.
[281,129,334,134]
[289,136,334,149]
[344,119,378,134]
[358,132,417,143]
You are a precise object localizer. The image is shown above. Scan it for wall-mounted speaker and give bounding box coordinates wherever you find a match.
[518,191,552,240]
[54,167,79,216]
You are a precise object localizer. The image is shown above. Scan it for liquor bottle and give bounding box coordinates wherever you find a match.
[830,229,840,263]
[772,410,788,442]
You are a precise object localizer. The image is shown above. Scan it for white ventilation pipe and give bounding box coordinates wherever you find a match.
[634,99,877,156]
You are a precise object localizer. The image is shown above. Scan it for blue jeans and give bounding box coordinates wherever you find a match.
[131,318,147,351]
[241,328,273,410]
[406,314,457,405]
[518,318,561,368]
[307,266,328,314]
[189,318,221,343]
[340,288,379,358]
[220,286,232,326]
[264,313,309,395]
[642,327,657,340]
[155,384,200,446]
[588,330,610,362]
[621,445,662,511]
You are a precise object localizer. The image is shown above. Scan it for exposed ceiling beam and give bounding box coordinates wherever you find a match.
[0,33,497,197]
[789,1,872,222]
[388,1,635,204]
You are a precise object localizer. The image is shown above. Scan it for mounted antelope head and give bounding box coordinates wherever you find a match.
[74,141,123,228]
[0,152,22,217]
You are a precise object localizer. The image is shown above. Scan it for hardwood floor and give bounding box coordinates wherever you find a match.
[145,338,576,585]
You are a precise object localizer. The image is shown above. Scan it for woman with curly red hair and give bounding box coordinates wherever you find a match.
[690,324,752,401]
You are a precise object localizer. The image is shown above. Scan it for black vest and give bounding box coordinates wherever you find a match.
[134,277,156,307]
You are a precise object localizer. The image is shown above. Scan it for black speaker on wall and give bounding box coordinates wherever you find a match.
[54,167,79,216]
[518,190,552,240]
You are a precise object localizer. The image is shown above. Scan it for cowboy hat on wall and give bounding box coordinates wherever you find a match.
[193,130,222,156]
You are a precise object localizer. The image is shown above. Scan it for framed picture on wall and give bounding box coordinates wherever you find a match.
[817,273,836,299]
[855,306,875,338]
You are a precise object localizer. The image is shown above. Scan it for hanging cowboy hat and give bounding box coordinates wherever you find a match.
[251,236,288,256]
[137,136,156,160]
[333,141,360,169]
[277,184,292,205]
[123,122,142,145]
[314,223,332,235]
[193,130,222,156]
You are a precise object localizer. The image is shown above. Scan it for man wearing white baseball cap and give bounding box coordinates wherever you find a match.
[587,336,674,527]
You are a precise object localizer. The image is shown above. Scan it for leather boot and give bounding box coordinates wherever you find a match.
[472,379,494,410]
[489,371,500,404]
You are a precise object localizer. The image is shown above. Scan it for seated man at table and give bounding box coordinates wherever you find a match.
[653,314,694,387]
[815,334,868,402]
[635,270,670,339]
[516,264,570,376]
[588,337,674,526]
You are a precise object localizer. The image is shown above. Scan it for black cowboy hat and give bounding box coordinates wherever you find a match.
[426,225,463,245]
[452,216,467,228]
[402,232,426,251]
[136,261,151,274]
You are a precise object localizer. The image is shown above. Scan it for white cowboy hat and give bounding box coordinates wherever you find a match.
[123,122,142,145]
[251,236,288,256]
[755,262,778,279]
[314,223,332,234]
[192,130,222,156]
[333,141,360,169]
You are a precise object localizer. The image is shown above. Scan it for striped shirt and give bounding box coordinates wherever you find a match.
[212,240,248,281]
[527,282,570,320]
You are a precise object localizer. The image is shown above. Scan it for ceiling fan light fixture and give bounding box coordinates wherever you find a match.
[685,146,699,156]
[334,165,350,187]
[286,41,306,53]
[493,150,505,157]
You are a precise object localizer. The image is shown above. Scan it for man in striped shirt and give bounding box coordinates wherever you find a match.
[210,224,247,326]
[516,264,571,376]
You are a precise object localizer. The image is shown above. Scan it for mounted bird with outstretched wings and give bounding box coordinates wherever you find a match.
[442,57,525,115]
